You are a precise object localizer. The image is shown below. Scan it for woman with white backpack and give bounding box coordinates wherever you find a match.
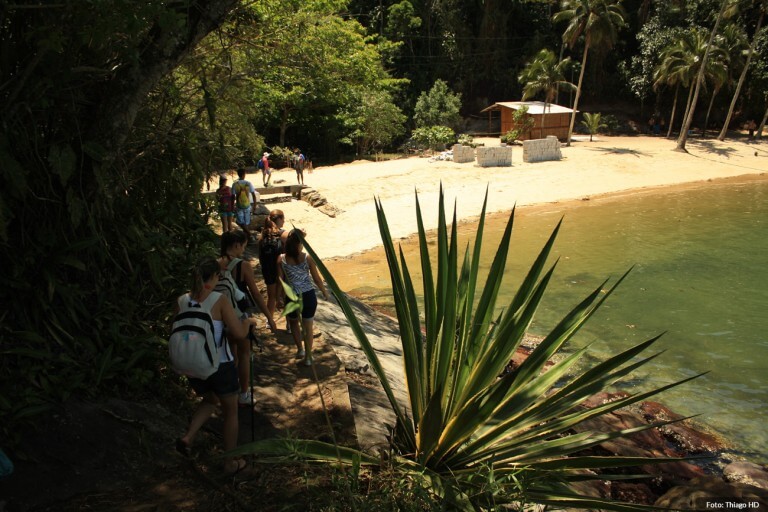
[217,230,275,407]
[173,257,252,475]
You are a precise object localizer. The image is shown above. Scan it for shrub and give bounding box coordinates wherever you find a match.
[500,106,535,144]
[411,125,456,152]
[244,190,698,511]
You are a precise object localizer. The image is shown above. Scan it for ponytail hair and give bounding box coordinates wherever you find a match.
[191,257,220,297]
[285,229,302,259]
[262,218,279,241]
[220,229,248,256]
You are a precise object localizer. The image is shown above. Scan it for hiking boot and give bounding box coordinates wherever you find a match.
[295,349,305,359]
[238,390,252,407]
[303,356,313,367]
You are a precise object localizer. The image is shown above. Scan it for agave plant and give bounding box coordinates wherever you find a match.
[238,188,699,510]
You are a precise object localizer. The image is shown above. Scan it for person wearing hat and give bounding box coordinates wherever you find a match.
[260,152,271,187]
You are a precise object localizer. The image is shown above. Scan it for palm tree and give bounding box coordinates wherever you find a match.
[518,48,576,138]
[676,0,730,151]
[553,0,627,146]
[581,112,607,141]
[718,0,767,140]
[702,25,744,137]
[653,29,702,138]
[655,27,729,140]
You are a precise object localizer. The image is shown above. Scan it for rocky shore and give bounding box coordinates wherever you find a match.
[314,293,768,508]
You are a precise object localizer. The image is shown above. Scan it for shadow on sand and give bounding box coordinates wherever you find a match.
[590,146,650,158]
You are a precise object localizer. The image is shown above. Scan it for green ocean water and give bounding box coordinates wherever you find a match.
[328,177,768,460]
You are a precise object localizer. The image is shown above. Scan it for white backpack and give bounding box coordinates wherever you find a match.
[213,269,246,318]
[169,292,221,379]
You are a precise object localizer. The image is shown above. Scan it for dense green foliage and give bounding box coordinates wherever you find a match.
[411,125,456,151]
[413,79,463,130]
[0,0,239,442]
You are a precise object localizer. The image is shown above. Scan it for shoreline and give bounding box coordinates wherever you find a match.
[321,171,768,264]
[249,136,767,261]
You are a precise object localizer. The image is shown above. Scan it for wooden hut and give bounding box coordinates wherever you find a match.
[480,101,575,141]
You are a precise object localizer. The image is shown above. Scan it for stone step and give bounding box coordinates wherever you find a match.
[259,193,294,204]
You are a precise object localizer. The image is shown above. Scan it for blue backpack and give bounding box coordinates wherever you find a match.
[257,159,264,170]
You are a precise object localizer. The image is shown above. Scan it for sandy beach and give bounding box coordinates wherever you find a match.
[237,135,767,260]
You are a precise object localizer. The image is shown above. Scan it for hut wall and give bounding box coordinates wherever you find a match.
[503,109,572,141]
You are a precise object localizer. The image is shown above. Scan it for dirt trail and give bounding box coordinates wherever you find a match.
[0,247,357,511]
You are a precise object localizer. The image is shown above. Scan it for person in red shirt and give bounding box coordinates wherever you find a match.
[216,175,235,233]
[261,152,271,187]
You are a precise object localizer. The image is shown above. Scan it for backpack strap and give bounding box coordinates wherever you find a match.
[226,258,243,283]
[213,273,244,317]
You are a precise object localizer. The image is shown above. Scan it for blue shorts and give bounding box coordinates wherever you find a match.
[219,210,234,218]
[287,289,317,320]
[188,361,239,397]
[236,207,251,227]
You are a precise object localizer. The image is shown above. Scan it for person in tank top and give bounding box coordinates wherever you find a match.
[277,229,329,366]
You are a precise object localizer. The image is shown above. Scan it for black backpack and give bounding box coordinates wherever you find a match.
[260,237,280,260]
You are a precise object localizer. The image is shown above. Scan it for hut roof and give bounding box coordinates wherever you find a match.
[481,101,576,115]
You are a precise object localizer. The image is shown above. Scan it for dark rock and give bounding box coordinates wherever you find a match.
[581,391,632,409]
[641,401,727,454]
[573,409,705,481]
[655,475,768,510]
[724,462,768,490]
[613,482,657,505]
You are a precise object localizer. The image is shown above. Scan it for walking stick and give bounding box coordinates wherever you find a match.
[247,326,263,443]
[249,330,255,443]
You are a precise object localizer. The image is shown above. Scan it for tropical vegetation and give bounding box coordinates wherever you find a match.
[240,190,699,510]
[2,0,767,488]
[581,112,608,140]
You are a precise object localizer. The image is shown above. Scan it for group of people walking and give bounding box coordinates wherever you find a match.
[173,197,329,475]
[216,154,312,242]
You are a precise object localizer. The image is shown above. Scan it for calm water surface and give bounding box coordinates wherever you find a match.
[326,177,768,460]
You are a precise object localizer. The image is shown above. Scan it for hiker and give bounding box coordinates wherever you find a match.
[258,211,286,323]
[219,230,277,406]
[216,175,235,233]
[265,209,306,322]
[260,152,271,187]
[277,229,330,366]
[294,148,306,185]
[232,167,259,243]
[174,257,252,475]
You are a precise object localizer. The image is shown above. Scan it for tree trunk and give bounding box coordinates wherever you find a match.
[718,6,765,141]
[681,85,695,135]
[667,85,680,138]
[566,42,590,147]
[702,89,719,138]
[676,0,728,151]
[757,103,768,140]
[86,0,240,162]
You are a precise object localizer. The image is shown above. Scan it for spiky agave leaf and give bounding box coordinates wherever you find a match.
[242,188,700,511]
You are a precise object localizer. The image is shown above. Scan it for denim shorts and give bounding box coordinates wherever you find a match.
[286,289,318,320]
[236,207,251,227]
[188,361,239,397]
